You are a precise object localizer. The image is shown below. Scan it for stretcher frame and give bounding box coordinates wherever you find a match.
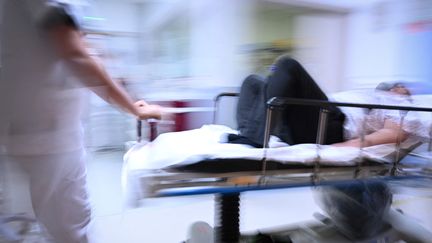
[133,93,432,242]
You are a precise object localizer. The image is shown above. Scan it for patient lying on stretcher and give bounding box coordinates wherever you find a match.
[124,56,427,175]
[123,57,431,241]
[126,57,424,170]
[229,55,421,150]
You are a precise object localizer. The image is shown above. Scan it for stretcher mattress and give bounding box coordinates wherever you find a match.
[124,125,420,173]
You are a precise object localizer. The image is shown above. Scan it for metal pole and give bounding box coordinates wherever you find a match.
[428,114,432,152]
[213,99,219,125]
[137,120,142,143]
[149,121,158,142]
[359,109,371,164]
[316,109,329,145]
[214,193,241,243]
[394,111,407,165]
[314,109,329,182]
[261,108,273,177]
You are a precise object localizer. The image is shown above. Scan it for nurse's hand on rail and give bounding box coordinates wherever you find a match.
[134,100,149,107]
[134,100,162,120]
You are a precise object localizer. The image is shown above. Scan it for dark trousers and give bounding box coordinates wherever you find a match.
[236,57,345,146]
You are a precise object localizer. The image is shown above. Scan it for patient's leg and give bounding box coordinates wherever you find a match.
[235,74,267,147]
[266,56,345,145]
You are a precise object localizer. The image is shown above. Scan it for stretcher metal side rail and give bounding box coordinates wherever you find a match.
[136,94,432,243]
[141,164,421,197]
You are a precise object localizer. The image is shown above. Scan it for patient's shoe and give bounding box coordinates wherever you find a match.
[185,221,213,243]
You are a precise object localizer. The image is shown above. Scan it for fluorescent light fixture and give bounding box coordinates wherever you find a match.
[83,16,106,21]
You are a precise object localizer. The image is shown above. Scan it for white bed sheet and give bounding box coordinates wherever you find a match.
[124,124,419,172]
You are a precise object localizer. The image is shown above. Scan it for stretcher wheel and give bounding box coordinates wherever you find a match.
[185,221,213,243]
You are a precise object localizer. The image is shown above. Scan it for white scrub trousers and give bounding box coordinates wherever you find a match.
[1,150,92,243]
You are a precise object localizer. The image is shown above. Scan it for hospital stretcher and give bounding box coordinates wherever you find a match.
[126,93,432,242]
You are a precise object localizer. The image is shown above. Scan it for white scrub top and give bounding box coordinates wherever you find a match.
[0,0,86,155]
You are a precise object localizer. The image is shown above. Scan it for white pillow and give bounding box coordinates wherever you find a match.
[412,94,432,107]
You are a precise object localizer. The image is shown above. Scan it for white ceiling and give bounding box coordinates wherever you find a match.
[92,0,386,31]
[98,0,384,10]
[264,0,385,12]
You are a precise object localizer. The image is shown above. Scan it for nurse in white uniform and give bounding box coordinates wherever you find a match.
[0,0,161,242]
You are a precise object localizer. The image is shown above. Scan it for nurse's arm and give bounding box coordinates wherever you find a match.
[47,25,161,120]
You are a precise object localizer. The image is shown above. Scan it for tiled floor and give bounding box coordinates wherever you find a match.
[86,150,432,243]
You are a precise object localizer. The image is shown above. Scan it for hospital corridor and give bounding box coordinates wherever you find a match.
[1,0,432,242]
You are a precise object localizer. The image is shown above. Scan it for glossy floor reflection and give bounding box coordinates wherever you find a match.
[87,150,432,243]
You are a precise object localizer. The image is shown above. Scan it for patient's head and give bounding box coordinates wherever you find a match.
[376,82,411,96]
